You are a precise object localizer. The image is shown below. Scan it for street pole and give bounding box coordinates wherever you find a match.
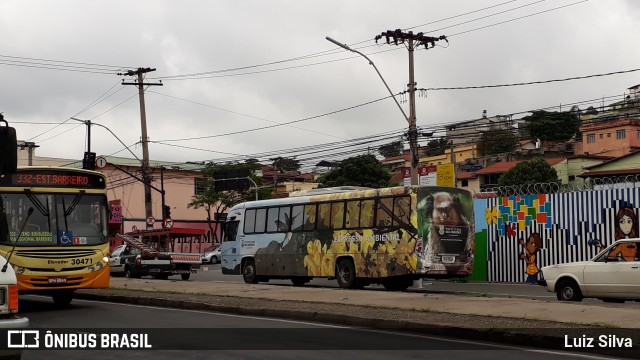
[326,36,413,182]
[373,30,448,186]
[160,166,166,220]
[407,37,418,186]
[120,68,163,228]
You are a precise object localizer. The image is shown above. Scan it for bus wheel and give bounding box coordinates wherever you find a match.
[291,277,311,287]
[242,259,259,284]
[52,290,74,307]
[336,259,357,289]
[181,273,191,281]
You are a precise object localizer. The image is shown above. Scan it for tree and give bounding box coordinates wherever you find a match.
[271,157,300,172]
[378,140,403,158]
[498,157,559,186]
[188,162,269,243]
[476,129,518,156]
[317,154,391,188]
[522,110,580,141]
[423,138,448,157]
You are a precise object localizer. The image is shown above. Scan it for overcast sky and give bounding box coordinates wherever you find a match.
[2,0,639,171]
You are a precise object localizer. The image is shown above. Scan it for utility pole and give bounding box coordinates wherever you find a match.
[119,68,163,228]
[374,30,447,185]
[20,142,39,166]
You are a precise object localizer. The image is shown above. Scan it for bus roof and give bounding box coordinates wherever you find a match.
[288,186,372,197]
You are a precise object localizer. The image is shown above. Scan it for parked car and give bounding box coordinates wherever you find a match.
[538,239,640,302]
[202,246,221,264]
[0,254,29,360]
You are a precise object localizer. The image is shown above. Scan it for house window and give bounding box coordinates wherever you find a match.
[599,134,604,139]
[607,133,611,138]
[460,179,469,187]
[194,178,207,195]
[616,129,626,139]
[637,130,640,139]
[586,134,596,143]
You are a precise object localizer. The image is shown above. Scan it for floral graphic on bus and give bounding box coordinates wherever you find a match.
[252,186,473,280]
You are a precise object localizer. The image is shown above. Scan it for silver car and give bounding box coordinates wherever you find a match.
[202,246,221,264]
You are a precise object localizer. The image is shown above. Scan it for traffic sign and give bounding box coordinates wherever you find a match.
[95,156,107,169]
[164,218,173,229]
[146,216,155,226]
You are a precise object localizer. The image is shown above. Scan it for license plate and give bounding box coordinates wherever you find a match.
[441,256,455,264]
[48,277,67,284]
[149,268,161,273]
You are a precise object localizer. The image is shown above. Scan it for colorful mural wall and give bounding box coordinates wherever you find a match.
[474,187,640,282]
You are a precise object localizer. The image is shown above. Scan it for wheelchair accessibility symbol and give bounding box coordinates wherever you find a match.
[57,231,74,245]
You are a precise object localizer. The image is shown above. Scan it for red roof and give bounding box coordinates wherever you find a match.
[474,158,565,175]
[456,171,478,180]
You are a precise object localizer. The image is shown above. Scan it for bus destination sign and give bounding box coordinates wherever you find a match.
[0,170,106,189]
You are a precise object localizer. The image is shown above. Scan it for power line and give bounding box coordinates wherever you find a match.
[415,68,640,91]
[148,90,349,141]
[156,95,394,142]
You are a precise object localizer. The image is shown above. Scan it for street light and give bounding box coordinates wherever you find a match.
[70,117,142,163]
[325,37,418,185]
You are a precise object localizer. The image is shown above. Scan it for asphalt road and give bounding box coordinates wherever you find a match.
[16,295,621,360]
[191,264,640,307]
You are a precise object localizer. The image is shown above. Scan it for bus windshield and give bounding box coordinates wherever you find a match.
[0,192,108,246]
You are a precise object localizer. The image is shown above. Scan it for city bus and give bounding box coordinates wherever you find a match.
[220,185,474,291]
[0,167,111,306]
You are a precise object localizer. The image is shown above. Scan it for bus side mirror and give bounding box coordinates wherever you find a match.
[0,115,18,175]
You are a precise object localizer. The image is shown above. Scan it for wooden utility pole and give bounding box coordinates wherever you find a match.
[375,30,447,185]
[120,68,163,228]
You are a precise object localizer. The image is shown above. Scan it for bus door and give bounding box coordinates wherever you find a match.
[220,219,240,274]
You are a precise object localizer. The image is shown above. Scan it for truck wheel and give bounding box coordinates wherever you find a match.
[52,290,74,307]
[181,273,191,281]
[336,258,357,289]
[124,266,140,279]
[556,279,583,302]
[242,259,258,284]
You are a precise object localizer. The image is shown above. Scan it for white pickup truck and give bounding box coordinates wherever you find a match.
[0,254,29,360]
[109,244,202,280]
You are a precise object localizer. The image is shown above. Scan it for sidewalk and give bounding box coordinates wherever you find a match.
[76,278,640,357]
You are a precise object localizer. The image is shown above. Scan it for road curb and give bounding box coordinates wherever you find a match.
[74,291,639,358]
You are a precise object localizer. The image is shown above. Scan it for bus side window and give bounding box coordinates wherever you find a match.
[223,221,239,242]
[360,199,375,228]
[255,208,267,233]
[317,203,331,230]
[303,204,316,231]
[331,201,344,229]
[290,205,304,232]
[244,209,256,234]
[278,206,291,232]
[266,208,279,233]
[377,198,393,227]
[345,200,360,229]
[393,196,411,226]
